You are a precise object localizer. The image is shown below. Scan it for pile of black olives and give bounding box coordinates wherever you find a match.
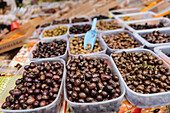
[1,61,64,110]
[66,55,121,103]
[111,51,170,94]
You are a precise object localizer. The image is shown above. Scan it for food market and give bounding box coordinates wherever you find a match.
[0,0,170,113]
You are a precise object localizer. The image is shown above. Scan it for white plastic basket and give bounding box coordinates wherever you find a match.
[134,27,170,48]
[0,58,66,113]
[125,17,170,32]
[68,34,107,57]
[64,54,125,113]
[40,24,69,40]
[28,36,68,61]
[99,30,144,54]
[110,49,170,108]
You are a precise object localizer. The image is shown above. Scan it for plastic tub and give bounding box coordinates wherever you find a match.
[70,16,91,24]
[68,34,107,57]
[40,24,69,40]
[154,45,170,67]
[90,14,110,21]
[0,58,66,113]
[68,22,92,36]
[28,36,68,61]
[52,18,71,25]
[125,18,170,32]
[109,8,141,17]
[99,30,144,54]
[64,54,125,113]
[96,19,124,32]
[116,11,156,22]
[133,28,170,48]
[110,49,170,108]
[40,22,52,28]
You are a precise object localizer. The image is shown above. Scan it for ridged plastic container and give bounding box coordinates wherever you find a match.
[28,36,68,61]
[116,11,156,22]
[99,30,144,54]
[40,22,52,28]
[68,22,92,36]
[90,14,110,21]
[134,28,170,48]
[52,18,71,25]
[64,54,125,113]
[40,24,69,40]
[154,45,170,67]
[109,8,141,17]
[68,34,107,57]
[125,18,170,32]
[96,19,124,33]
[0,58,66,113]
[70,16,91,24]
[110,49,170,108]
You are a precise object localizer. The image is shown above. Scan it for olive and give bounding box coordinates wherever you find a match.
[151,87,157,93]
[40,100,46,107]
[88,83,96,89]
[26,98,35,105]
[79,92,87,99]
[71,91,78,99]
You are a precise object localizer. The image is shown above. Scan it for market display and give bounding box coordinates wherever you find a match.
[129,22,165,30]
[71,17,89,23]
[141,30,170,44]
[1,61,64,110]
[32,39,67,58]
[102,32,142,49]
[111,51,170,94]
[43,26,68,38]
[69,36,102,55]
[96,20,122,31]
[0,0,170,113]
[69,24,91,34]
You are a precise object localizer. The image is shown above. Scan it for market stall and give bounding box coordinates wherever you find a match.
[0,0,170,113]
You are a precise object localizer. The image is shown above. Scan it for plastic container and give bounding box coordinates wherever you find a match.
[64,54,125,113]
[133,28,170,48]
[110,49,170,108]
[0,58,66,113]
[99,30,144,54]
[52,18,71,25]
[116,11,156,22]
[28,36,68,61]
[70,16,91,24]
[96,19,124,32]
[125,18,170,32]
[40,24,69,40]
[68,22,92,36]
[90,14,110,21]
[109,8,141,17]
[154,45,170,67]
[68,34,107,57]
[40,22,52,28]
